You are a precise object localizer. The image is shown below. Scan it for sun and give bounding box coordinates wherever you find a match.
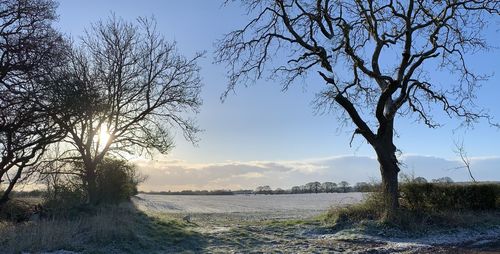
[98,125,110,147]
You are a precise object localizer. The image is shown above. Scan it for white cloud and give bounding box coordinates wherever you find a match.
[238,172,265,179]
[134,155,500,191]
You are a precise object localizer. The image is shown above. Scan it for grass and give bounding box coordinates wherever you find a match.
[0,197,43,222]
[2,190,498,253]
[263,218,313,227]
[0,202,205,253]
[323,192,500,236]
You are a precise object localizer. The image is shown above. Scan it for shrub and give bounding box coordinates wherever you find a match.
[41,158,145,217]
[0,199,36,222]
[43,183,87,218]
[324,182,500,231]
[325,189,500,232]
[95,158,145,204]
[400,183,499,211]
[325,192,385,224]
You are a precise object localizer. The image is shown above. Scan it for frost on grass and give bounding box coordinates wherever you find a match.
[319,224,500,253]
[134,192,366,215]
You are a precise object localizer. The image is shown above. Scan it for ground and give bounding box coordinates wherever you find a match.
[133,193,500,253]
[2,193,499,253]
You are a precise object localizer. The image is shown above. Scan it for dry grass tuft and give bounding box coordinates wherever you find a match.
[0,203,204,253]
[324,191,500,233]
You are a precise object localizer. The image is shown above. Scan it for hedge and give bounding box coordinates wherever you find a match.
[400,183,500,211]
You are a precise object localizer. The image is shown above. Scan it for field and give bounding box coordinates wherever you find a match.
[1,193,499,253]
[135,192,364,215]
[132,193,500,253]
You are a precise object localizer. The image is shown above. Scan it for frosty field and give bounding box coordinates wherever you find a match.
[134,192,364,216]
[130,193,500,253]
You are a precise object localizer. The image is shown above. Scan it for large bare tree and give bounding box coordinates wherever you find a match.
[44,16,202,204]
[216,0,499,216]
[0,0,65,206]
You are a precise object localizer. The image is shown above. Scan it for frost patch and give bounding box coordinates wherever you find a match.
[319,225,500,249]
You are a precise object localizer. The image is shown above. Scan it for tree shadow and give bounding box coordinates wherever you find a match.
[0,201,208,253]
[83,203,208,253]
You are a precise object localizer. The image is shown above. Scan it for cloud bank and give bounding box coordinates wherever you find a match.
[135,155,500,191]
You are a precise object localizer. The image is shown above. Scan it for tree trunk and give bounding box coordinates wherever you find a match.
[378,153,400,218]
[0,166,24,208]
[374,119,401,220]
[0,193,10,208]
[85,162,98,205]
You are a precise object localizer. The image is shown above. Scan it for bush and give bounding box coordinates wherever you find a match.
[325,192,385,225]
[43,183,87,218]
[95,158,144,204]
[0,199,36,222]
[400,183,500,211]
[42,158,144,217]
[325,189,500,232]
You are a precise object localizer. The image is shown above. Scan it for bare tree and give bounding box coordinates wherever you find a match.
[355,182,371,192]
[216,0,499,217]
[338,181,350,193]
[36,144,83,201]
[321,181,336,193]
[0,0,65,206]
[291,185,301,193]
[453,139,476,182]
[255,185,272,194]
[414,177,427,184]
[432,176,454,183]
[44,16,202,204]
[305,181,321,193]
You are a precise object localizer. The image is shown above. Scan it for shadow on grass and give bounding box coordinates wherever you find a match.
[0,201,207,253]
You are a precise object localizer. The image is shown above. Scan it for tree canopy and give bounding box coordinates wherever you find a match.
[0,0,65,205]
[43,16,203,204]
[216,0,499,216]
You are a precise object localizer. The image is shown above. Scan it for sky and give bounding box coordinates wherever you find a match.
[56,1,500,191]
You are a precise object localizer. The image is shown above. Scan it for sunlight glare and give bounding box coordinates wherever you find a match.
[98,125,110,148]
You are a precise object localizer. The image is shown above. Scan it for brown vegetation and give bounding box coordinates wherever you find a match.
[0,204,202,253]
[325,182,500,231]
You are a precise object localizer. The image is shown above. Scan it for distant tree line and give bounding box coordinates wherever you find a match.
[265,181,379,194]
[142,189,242,196]
[142,181,378,196]
[140,177,457,196]
[400,174,455,185]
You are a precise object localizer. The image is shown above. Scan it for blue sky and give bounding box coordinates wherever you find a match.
[56,1,500,191]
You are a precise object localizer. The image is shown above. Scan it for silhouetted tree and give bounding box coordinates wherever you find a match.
[291,186,301,194]
[339,181,350,193]
[413,177,428,184]
[453,140,476,182]
[255,185,272,194]
[44,16,202,204]
[355,182,371,192]
[432,177,454,184]
[306,181,322,193]
[0,0,66,206]
[322,182,337,193]
[216,0,499,217]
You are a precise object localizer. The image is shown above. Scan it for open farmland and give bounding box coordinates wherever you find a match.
[130,193,500,253]
[134,193,365,217]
